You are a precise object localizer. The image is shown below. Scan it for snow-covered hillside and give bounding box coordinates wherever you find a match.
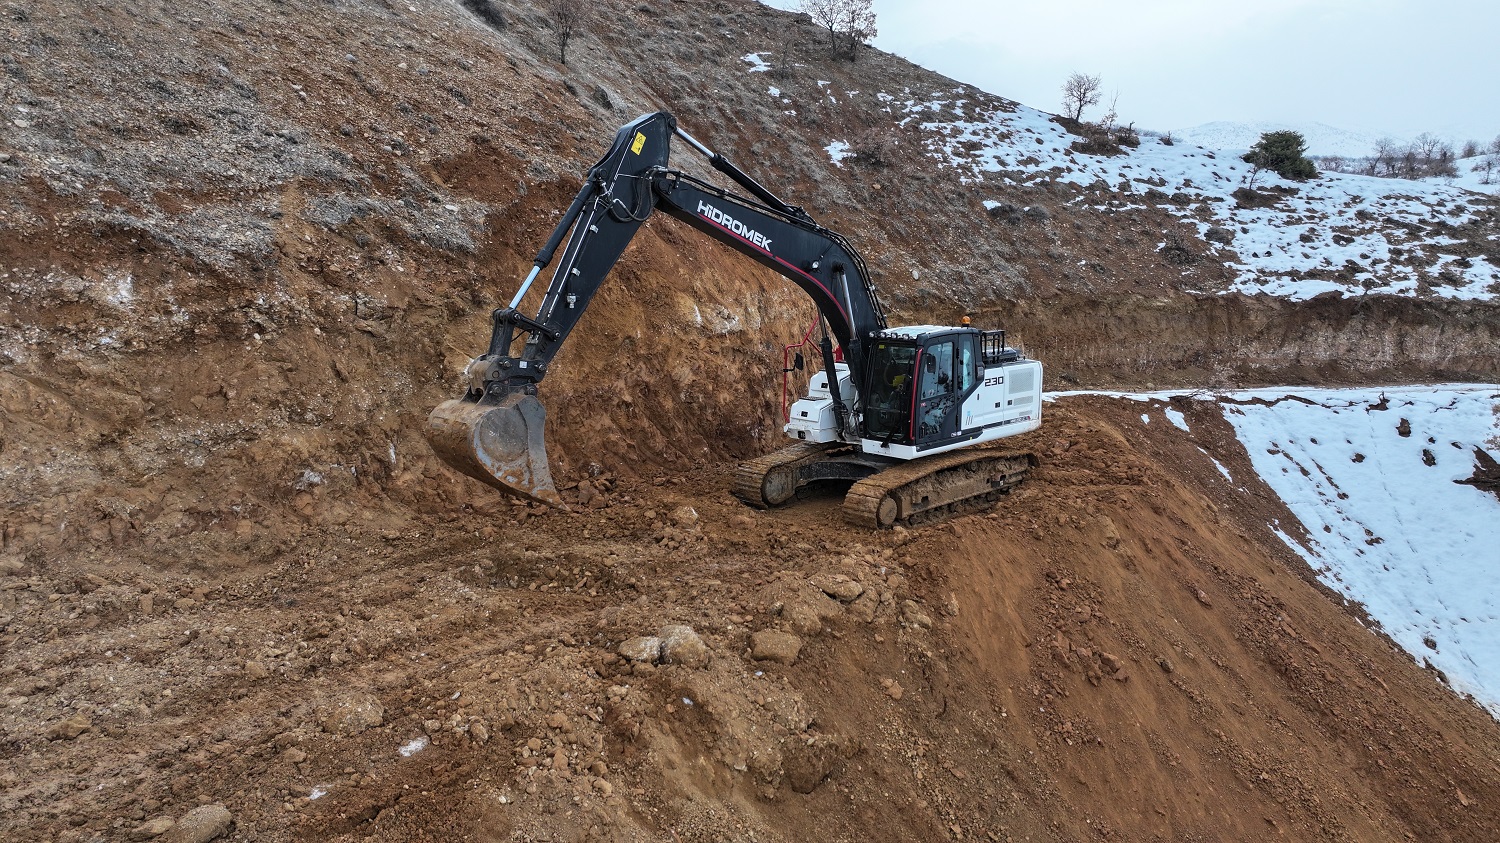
[902,92,1498,301]
[1428,154,1500,197]
[1168,120,1393,157]
[1066,386,1500,715]
[1219,385,1500,713]
[741,55,1500,303]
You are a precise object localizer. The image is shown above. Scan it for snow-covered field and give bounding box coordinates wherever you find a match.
[740,55,1499,303]
[1060,386,1500,714]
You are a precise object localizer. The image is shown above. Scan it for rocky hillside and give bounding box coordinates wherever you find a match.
[3,1,1500,841]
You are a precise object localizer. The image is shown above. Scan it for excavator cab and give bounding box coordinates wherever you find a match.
[862,330,981,447]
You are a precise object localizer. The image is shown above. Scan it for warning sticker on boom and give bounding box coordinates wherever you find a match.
[630,132,646,155]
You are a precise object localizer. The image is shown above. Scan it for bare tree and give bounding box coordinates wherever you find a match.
[1412,132,1444,162]
[1371,137,1401,177]
[1061,73,1102,122]
[800,0,877,61]
[542,0,592,66]
[1462,139,1481,159]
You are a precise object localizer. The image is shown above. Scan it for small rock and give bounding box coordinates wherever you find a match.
[547,711,569,729]
[129,817,175,840]
[243,661,269,680]
[139,594,155,614]
[319,694,384,736]
[470,720,490,744]
[658,625,710,668]
[593,778,614,797]
[901,600,933,629]
[282,748,307,764]
[551,749,568,771]
[617,636,662,663]
[1099,652,1123,672]
[782,733,859,793]
[160,804,232,843]
[1194,589,1212,607]
[786,594,842,636]
[882,679,904,701]
[848,590,879,623]
[750,630,803,665]
[811,574,864,602]
[174,598,198,611]
[47,713,92,741]
[1156,657,1175,673]
[670,505,699,528]
[1204,225,1235,245]
[0,558,24,576]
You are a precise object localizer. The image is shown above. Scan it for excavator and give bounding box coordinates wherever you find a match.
[426,112,1042,527]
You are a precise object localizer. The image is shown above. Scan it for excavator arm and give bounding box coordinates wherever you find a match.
[427,112,888,505]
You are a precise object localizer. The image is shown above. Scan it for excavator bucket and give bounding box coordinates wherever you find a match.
[424,392,566,508]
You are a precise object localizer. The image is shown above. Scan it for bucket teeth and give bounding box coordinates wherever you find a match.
[425,392,566,509]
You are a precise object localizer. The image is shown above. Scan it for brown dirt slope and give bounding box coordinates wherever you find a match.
[5,398,1500,842]
[4,0,1500,841]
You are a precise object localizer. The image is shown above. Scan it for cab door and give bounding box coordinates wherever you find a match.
[915,340,959,442]
[915,334,980,445]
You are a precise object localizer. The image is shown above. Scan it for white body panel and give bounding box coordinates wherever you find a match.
[784,363,857,444]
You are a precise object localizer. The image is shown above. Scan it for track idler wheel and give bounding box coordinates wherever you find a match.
[424,392,566,508]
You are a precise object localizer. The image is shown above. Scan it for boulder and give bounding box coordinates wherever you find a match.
[618,636,662,663]
[319,694,384,736]
[750,630,803,665]
[658,625,710,668]
[160,804,233,843]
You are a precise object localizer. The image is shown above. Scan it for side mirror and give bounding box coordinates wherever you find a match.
[792,352,805,371]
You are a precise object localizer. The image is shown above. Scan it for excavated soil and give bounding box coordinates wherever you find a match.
[7,398,1500,843]
[5,1,1500,841]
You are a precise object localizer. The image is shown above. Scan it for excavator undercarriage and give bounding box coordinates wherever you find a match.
[732,442,1036,528]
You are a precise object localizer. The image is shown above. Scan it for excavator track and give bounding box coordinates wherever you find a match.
[732,441,848,508]
[842,449,1036,528]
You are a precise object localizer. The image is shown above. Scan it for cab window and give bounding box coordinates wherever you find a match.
[956,334,977,392]
[920,341,954,398]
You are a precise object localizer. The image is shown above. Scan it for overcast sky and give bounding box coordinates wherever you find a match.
[760,0,1498,145]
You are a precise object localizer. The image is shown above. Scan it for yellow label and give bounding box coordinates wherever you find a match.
[630,132,646,155]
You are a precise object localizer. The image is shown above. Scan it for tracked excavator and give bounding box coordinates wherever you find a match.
[426,112,1042,527]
